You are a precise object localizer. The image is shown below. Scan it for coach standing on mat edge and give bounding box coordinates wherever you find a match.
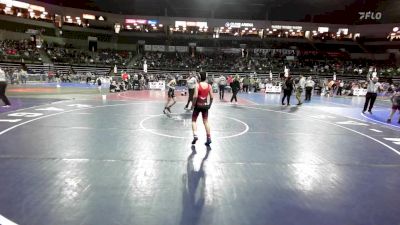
[363,73,381,114]
[0,67,11,107]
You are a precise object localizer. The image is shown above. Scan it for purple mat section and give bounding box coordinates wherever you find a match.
[0,98,63,114]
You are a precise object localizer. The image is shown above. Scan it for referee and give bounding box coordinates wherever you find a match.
[185,73,197,110]
[0,67,11,107]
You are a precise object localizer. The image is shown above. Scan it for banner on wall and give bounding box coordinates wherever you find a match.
[254,48,297,56]
[144,45,188,52]
[353,88,367,96]
[168,46,176,52]
[221,48,241,54]
[265,84,282,93]
[175,46,189,53]
[152,45,166,52]
[149,81,165,90]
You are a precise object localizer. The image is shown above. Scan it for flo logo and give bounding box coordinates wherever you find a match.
[359,11,382,20]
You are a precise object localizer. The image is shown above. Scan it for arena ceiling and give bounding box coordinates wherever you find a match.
[38,0,398,24]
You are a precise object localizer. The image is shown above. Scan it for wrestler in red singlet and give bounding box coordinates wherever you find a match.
[191,72,214,145]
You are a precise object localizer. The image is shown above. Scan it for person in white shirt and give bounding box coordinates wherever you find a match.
[304,76,315,102]
[185,73,198,110]
[0,68,11,107]
[363,75,381,114]
[218,75,227,100]
[295,75,306,105]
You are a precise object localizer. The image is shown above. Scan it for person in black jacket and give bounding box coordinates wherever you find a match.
[282,76,294,106]
[230,75,240,103]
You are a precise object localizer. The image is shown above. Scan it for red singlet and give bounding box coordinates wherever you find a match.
[196,83,210,107]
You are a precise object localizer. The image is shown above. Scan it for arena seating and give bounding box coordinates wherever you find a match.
[0,39,41,63]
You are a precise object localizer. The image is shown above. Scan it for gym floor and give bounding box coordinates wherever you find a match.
[0,86,399,225]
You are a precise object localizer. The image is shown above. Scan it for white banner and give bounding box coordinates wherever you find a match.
[254,48,297,55]
[167,46,176,52]
[175,46,189,53]
[265,84,282,93]
[149,81,165,90]
[353,88,367,96]
[152,45,166,52]
[144,45,152,51]
[221,48,241,54]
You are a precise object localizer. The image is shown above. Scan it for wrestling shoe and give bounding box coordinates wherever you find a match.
[191,136,198,145]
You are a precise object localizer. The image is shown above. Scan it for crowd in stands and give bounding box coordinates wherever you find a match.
[0,40,41,63]
[134,51,400,78]
[45,47,132,66]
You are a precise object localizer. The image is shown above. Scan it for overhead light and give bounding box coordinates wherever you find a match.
[83,14,95,20]
[75,17,80,20]
[17,12,21,16]
[0,0,12,7]
[252,28,256,30]
[29,5,45,12]
[66,15,71,19]
[98,16,104,21]
[12,0,29,9]
[159,24,163,27]
[42,11,48,15]
[28,8,33,12]
[273,29,277,32]
[297,29,301,32]
[393,27,399,32]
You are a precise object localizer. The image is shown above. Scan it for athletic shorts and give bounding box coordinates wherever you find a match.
[168,89,175,98]
[392,105,400,110]
[192,107,209,122]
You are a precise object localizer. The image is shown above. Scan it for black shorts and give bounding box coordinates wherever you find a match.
[192,107,209,122]
[168,89,175,98]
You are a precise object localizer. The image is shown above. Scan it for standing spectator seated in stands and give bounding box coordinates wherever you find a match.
[132,73,139,90]
[20,69,28,84]
[139,76,146,90]
[121,71,129,88]
[243,75,250,93]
